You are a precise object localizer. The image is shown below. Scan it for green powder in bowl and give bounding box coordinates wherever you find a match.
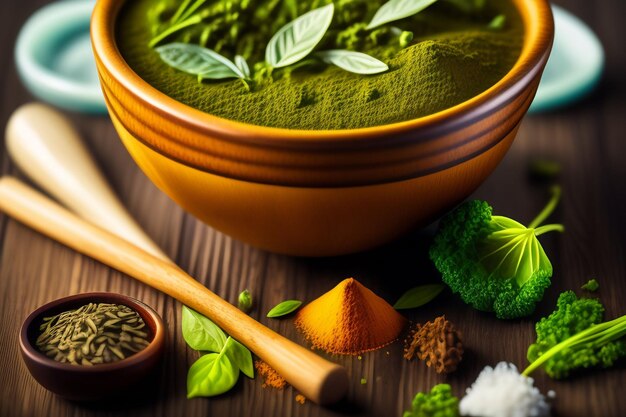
[117,0,523,130]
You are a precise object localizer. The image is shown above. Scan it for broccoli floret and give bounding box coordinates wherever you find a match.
[403,384,459,417]
[581,278,599,292]
[430,187,564,319]
[524,291,626,379]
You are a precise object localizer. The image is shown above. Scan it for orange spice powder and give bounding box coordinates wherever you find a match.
[254,360,287,389]
[295,394,306,404]
[294,278,407,355]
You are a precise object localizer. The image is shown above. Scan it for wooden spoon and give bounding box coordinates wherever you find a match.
[1,104,349,405]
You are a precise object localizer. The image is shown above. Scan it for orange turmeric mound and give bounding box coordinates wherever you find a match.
[254,360,287,389]
[294,278,407,355]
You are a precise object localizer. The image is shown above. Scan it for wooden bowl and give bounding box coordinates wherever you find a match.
[91,0,554,256]
[19,292,165,401]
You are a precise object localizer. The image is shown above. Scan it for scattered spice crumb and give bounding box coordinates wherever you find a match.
[404,315,464,374]
[295,394,306,405]
[360,378,367,385]
[254,360,287,389]
[357,355,362,360]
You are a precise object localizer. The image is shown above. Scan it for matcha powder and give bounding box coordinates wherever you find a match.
[118,0,523,130]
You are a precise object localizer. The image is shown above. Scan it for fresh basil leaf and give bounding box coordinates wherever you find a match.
[266,4,335,68]
[187,352,239,398]
[182,306,228,352]
[317,50,388,74]
[393,284,445,309]
[267,300,302,318]
[156,43,245,80]
[234,55,251,78]
[224,337,254,378]
[367,0,439,30]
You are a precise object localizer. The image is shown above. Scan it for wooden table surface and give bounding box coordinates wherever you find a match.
[1,0,625,416]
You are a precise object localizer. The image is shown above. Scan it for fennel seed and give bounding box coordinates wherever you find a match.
[36,303,152,366]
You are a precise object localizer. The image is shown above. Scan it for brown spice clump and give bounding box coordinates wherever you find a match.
[294,278,407,355]
[254,360,287,389]
[403,315,463,374]
[295,394,306,404]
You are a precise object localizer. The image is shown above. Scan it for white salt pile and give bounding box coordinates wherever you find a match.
[460,362,551,417]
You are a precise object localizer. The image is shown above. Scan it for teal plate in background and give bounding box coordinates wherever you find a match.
[529,5,605,113]
[15,1,603,116]
[15,0,107,114]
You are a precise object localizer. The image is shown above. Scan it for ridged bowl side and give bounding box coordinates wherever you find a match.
[91,0,553,255]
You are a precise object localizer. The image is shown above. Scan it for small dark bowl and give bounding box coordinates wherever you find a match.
[19,292,165,401]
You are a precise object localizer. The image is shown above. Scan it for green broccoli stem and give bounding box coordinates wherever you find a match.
[527,186,562,229]
[534,224,565,236]
[522,315,626,376]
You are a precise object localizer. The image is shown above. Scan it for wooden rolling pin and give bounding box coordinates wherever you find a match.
[1,104,348,405]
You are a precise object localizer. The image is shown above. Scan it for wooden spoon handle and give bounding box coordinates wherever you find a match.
[0,177,348,405]
[5,103,167,260]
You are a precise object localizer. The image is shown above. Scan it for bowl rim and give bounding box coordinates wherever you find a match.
[19,292,165,374]
[91,0,555,148]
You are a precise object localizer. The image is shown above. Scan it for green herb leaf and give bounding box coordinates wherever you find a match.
[187,352,239,398]
[266,4,335,68]
[224,337,254,378]
[267,300,302,318]
[581,279,599,292]
[317,50,389,74]
[182,306,228,352]
[478,215,558,288]
[234,55,251,79]
[488,14,507,30]
[155,43,245,81]
[367,0,439,30]
[393,284,445,309]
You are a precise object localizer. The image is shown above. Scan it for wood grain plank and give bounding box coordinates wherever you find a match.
[1,0,625,416]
